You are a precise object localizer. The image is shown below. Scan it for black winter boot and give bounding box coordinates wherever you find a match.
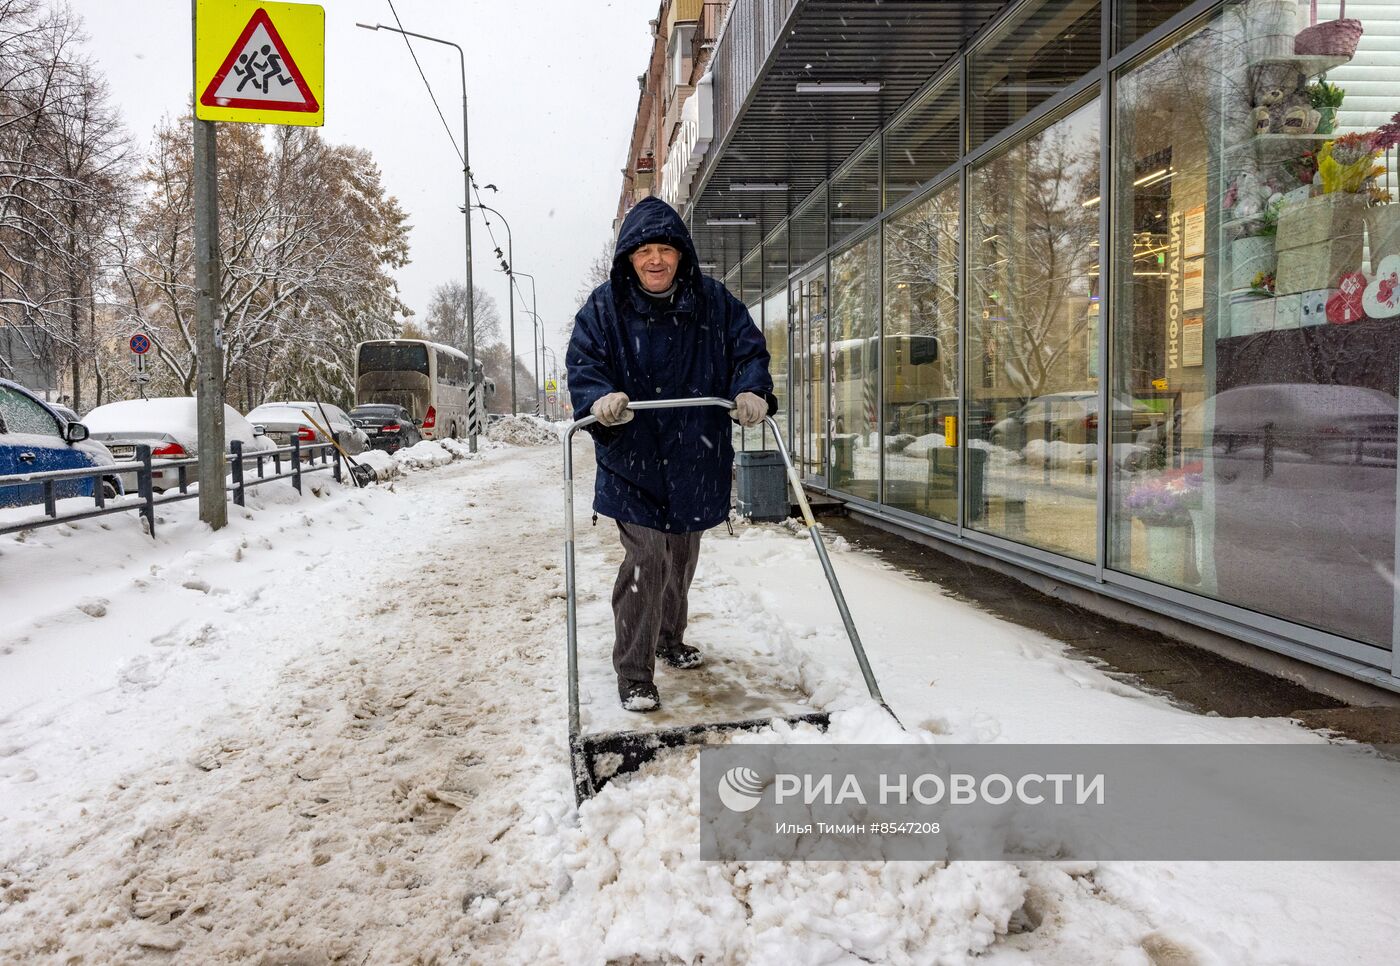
[657,641,703,669]
[619,680,661,712]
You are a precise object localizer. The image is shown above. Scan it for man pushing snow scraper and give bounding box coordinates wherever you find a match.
[567,196,776,713]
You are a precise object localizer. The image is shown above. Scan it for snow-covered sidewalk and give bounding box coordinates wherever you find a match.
[2,432,1398,964]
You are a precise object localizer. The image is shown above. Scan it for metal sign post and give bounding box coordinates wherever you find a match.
[130,333,152,399]
[191,1,227,530]
[192,0,324,530]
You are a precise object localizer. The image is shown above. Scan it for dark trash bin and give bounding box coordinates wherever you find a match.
[967,446,988,521]
[735,450,789,522]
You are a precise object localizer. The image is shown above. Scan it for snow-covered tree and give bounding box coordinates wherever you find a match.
[0,1,129,408]
[422,281,501,354]
[111,118,411,409]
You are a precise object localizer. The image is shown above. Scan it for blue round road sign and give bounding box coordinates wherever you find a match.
[130,333,150,355]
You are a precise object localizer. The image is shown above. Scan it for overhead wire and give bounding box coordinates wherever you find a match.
[383,0,535,366]
[385,0,463,165]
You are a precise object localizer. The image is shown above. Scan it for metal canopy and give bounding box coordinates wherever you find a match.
[689,0,1013,277]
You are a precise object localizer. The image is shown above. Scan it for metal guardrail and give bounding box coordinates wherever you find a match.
[0,436,341,538]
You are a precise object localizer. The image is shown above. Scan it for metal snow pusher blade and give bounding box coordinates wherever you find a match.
[564,397,897,804]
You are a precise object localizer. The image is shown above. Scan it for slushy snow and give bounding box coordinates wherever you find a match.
[2,428,1399,963]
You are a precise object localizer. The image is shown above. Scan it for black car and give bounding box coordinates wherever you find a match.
[350,403,423,454]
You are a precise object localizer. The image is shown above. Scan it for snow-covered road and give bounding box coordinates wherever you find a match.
[2,427,1398,964]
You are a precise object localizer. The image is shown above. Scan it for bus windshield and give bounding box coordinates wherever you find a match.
[357,342,429,375]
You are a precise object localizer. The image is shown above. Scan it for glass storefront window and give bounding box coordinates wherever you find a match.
[764,286,790,451]
[763,223,791,450]
[791,186,828,270]
[1116,0,1197,50]
[969,0,1102,149]
[740,246,763,306]
[831,141,881,247]
[883,179,961,522]
[967,96,1103,561]
[1110,0,1400,651]
[885,67,962,209]
[723,264,740,295]
[829,233,882,499]
[764,221,789,289]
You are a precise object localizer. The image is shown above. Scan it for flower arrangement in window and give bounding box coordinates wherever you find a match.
[1125,463,1204,528]
[1365,113,1400,265]
[1318,132,1384,195]
[1250,270,1277,296]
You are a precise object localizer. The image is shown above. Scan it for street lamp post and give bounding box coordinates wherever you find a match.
[473,202,517,415]
[514,271,541,415]
[522,310,544,416]
[358,21,478,453]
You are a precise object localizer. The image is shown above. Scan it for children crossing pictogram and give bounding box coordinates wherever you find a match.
[200,7,318,114]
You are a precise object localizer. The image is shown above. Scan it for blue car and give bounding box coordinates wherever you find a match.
[0,379,118,509]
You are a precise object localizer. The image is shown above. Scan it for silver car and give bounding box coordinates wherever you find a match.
[83,398,275,493]
[246,401,369,456]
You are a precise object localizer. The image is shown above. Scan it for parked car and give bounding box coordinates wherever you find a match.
[1181,383,1400,648]
[988,391,1164,450]
[83,397,274,493]
[246,401,370,456]
[350,403,422,454]
[0,379,118,509]
[892,397,996,440]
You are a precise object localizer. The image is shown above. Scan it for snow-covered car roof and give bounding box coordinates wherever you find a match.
[83,398,269,450]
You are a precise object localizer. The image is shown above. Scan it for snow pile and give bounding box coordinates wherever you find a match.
[902,432,949,458]
[437,437,486,459]
[488,415,561,447]
[515,709,1025,964]
[353,448,400,480]
[8,441,1400,964]
[393,440,458,469]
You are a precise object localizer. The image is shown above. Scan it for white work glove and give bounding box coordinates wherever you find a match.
[591,391,634,427]
[731,392,767,428]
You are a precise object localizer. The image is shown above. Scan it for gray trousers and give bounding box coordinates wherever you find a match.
[612,520,703,685]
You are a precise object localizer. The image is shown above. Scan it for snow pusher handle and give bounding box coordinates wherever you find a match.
[562,397,890,743]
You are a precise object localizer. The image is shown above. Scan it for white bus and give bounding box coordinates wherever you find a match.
[354,339,493,441]
[825,333,943,434]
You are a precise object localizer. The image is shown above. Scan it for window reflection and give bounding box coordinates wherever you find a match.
[764,287,789,452]
[883,181,961,522]
[970,0,1102,148]
[831,141,881,246]
[1116,0,1196,50]
[829,234,881,499]
[968,97,1103,560]
[1111,2,1400,649]
[885,69,962,209]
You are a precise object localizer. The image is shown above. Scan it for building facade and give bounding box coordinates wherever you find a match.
[617,1,729,228]
[621,0,1400,694]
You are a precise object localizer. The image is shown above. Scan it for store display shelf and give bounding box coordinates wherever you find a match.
[1246,54,1351,77]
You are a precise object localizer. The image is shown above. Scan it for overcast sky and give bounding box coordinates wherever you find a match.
[68,0,656,365]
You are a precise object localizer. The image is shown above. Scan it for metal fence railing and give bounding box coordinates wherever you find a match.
[0,437,341,538]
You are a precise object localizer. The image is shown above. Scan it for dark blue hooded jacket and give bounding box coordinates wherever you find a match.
[567,197,774,533]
